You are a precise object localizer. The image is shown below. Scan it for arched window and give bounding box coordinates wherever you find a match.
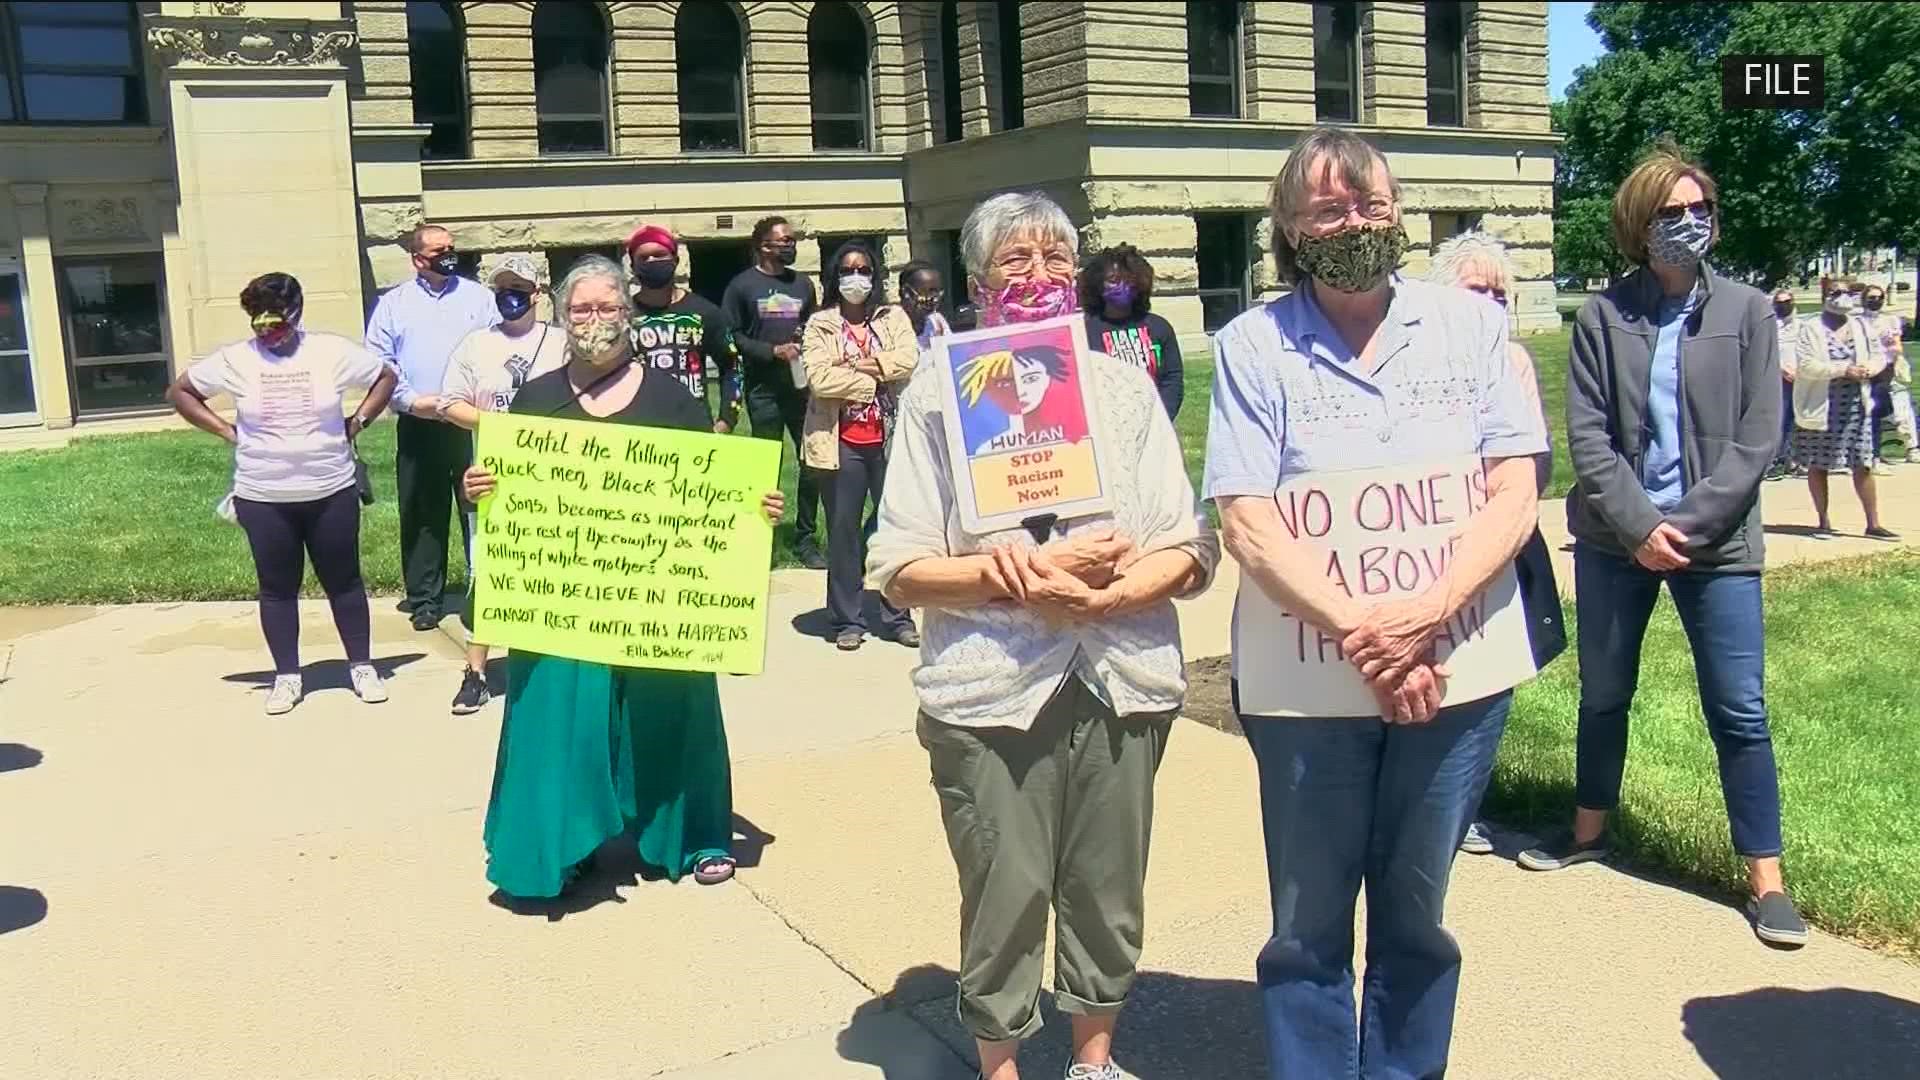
[677,2,745,152]
[808,1,870,151]
[1312,0,1359,123]
[406,0,467,158]
[532,1,610,155]
[1186,1,1241,118]
[0,0,146,124]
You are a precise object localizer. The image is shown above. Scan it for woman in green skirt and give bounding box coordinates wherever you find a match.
[462,255,784,898]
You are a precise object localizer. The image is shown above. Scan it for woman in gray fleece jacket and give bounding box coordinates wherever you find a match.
[1519,146,1806,949]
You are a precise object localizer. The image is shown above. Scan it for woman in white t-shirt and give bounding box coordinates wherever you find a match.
[166,273,399,715]
[433,255,567,715]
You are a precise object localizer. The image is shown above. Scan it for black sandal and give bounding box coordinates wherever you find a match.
[692,856,735,885]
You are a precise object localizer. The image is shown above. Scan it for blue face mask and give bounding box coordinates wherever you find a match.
[496,288,532,321]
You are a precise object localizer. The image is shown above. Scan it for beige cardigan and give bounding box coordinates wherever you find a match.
[798,305,919,470]
[1792,314,1887,432]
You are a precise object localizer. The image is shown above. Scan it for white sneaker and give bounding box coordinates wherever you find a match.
[1066,1064,1136,1080]
[265,674,303,715]
[349,663,388,704]
[1459,821,1495,855]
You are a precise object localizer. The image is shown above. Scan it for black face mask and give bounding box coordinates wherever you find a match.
[1865,297,1884,312]
[633,258,676,289]
[771,245,797,267]
[1773,302,1794,317]
[427,252,460,277]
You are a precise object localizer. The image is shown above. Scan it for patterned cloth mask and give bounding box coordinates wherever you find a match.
[251,309,300,350]
[1646,210,1713,267]
[976,280,1079,326]
[1294,223,1409,294]
[567,316,626,362]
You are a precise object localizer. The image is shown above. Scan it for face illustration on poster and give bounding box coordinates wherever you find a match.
[954,336,1090,454]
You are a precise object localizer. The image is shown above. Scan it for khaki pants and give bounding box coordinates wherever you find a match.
[918,676,1175,1042]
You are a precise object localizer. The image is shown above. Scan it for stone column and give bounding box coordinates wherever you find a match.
[955,1,995,137]
[610,3,678,155]
[7,184,73,428]
[146,10,369,346]
[1467,1,1550,132]
[867,2,917,152]
[744,5,812,152]
[1361,0,1426,127]
[897,1,940,149]
[1019,0,1189,126]
[1242,0,1316,123]
[464,2,539,158]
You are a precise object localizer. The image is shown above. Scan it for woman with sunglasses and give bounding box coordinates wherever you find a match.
[1528,144,1806,948]
[166,273,398,715]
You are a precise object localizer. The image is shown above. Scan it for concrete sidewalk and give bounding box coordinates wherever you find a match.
[1,471,1917,1078]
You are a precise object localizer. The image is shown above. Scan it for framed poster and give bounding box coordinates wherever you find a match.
[930,313,1113,534]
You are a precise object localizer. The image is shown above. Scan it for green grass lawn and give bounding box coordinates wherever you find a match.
[1484,550,1920,956]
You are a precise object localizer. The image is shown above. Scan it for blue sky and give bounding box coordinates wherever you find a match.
[1548,2,1606,101]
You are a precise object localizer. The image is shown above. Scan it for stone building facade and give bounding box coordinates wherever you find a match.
[0,1,1552,432]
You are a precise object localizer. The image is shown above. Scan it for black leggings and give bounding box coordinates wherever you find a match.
[234,487,371,675]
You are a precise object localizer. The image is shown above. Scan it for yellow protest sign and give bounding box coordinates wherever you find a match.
[471,412,781,674]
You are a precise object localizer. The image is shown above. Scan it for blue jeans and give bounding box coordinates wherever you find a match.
[1572,544,1783,857]
[1240,690,1509,1080]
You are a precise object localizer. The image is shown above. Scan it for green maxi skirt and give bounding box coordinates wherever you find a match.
[483,650,733,898]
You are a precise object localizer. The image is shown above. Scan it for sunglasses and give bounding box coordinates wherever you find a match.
[1655,199,1716,222]
[1465,283,1508,307]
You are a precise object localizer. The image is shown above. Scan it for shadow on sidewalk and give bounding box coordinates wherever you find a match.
[487,813,777,922]
[1683,987,1920,1078]
[838,965,1266,1079]
[0,885,47,935]
[221,652,428,691]
[0,743,42,774]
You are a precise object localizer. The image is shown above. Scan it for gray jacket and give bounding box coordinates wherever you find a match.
[1565,264,1780,573]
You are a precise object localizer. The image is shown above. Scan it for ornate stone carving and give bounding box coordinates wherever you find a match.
[61,197,147,243]
[146,17,358,68]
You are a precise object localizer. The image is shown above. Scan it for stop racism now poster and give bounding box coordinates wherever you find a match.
[931,314,1113,534]
[1234,455,1538,717]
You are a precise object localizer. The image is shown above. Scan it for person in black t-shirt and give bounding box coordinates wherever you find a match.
[722,215,826,569]
[624,224,741,432]
[1078,243,1185,419]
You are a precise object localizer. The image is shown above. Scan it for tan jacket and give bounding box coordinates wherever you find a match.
[1793,315,1887,432]
[799,305,918,470]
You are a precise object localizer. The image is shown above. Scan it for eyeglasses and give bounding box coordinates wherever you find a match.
[566,303,625,322]
[1465,283,1508,307]
[1304,197,1395,231]
[1655,199,1716,222]
[993,247,1076,277]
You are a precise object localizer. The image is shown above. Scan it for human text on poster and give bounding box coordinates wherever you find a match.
[471,413,780,674]
[1234,456,1536,717]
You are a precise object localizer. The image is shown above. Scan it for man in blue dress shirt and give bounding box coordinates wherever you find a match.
[365,224,499,631]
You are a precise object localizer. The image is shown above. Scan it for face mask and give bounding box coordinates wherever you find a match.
[1101,281,1137,309]
[1773,302,1794,318]
[567,316,626,363]
[773,246,798,267]
[838,272,873,304]
[496,288,533,322]
[1864,296,1884,312]
[632,258,676,290]
[1825,294,1857,318]
[1294,222,1409,294]
[426,252,460,277]
[976,280,1079,327]
[251,309,299,349]
[1645,210,1712,268]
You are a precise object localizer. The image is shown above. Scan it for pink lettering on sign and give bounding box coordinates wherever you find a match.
[1275,487,1334,539]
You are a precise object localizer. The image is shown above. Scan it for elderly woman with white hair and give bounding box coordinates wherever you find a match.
[461,256,786,901]
[1427,230,1562,855]
[868,193,1219,1080]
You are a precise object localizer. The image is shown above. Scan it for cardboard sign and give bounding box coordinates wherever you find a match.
[1233,456,1536,717]
[931,314,1113,533]
[471,412,780,674]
